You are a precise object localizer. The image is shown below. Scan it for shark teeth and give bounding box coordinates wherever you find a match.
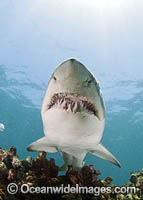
[47,93,98,117]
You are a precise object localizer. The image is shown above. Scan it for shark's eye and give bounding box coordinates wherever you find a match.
[88,80,92,84]
[53,76,57,81]
[87,79,93,84]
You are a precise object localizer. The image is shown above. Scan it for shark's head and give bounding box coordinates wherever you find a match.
[41,58,105,121]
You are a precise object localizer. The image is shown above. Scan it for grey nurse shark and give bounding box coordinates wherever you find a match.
[27,58,121,170]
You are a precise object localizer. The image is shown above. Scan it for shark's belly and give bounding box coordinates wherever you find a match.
[42,109,105,147]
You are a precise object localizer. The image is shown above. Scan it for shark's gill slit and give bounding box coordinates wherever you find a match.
[47,93,98,117]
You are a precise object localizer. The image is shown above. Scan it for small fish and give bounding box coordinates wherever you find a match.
[0,123,5,132]
[27,58,121,170]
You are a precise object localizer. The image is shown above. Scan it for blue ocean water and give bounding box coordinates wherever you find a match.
[0,64,143,186]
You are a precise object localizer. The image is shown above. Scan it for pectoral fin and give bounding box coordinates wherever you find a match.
[27,137,58,153]
[90,143,121,168]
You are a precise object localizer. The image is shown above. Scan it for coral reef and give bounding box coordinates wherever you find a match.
[0,146,143,199]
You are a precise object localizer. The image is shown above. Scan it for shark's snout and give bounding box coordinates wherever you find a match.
[68,58,76,63]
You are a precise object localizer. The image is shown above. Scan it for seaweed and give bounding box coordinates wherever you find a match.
[0,146,142,200]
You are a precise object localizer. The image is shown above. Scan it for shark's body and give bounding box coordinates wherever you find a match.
[27,58,121,170]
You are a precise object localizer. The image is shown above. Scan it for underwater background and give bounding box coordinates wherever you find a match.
[0,0,143,186]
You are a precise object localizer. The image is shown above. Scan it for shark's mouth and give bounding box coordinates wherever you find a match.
[47,93,98,118]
